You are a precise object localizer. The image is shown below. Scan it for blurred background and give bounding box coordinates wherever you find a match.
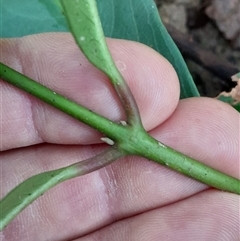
[155,0,240,97]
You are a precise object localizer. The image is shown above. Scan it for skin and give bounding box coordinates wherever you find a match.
[0,33,239,241]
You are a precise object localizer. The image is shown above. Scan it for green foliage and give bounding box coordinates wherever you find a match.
[96,0,200,98]
[61,0,123,82]
[1,0,199,99]
[1,0,66,37]
[0,166,78,231]
[1,0,239,232]
[2,58,240,230]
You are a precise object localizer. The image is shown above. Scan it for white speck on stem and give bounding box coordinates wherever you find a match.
[101,137,115,145]
[53,92,56,95]
[158,142,166,148]
[120,120,127,126]
[116,61,126,71]
[80,36,85,41]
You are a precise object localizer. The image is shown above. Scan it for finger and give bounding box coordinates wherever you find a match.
[0,33,179,150]
[79,190,239,241]
[151,97,240,178]
[1,98,239,240]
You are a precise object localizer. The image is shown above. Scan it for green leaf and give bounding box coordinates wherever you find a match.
[96,0,199,98]
[1,2,239,231]
[60,0,142,125]
[1,0,199,99]
[0,166,78,231]
[0,142,122,231]
[1,0,67,37]
[60,0,120,83]
[52,0,64,12]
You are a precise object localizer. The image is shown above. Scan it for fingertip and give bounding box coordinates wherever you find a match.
[1,33,180,149]
[107,38,180,130]
[152,97,240,178]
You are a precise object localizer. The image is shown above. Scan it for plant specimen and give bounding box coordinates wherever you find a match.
[0,0,239,233]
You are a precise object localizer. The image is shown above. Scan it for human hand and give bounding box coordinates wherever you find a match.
[1,33,239,241]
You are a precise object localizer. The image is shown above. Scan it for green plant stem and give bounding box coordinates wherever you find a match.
[61,0,143,127]
[1,62,239,194]
[0,147,123,231]
[119,131,240,194]
[0,62,124,141]
[1,0,239,232]
[74,146,125,174]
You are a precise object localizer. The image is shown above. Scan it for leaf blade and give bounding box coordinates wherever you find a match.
[1,0,67,37]
[60,0,117,80]
[96,0,200,98]
[1,0,199,98]
[0,166,78,231]
[61,0,143,125]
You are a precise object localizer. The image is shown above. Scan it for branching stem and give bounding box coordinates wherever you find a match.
[61,0,143,127]
[1,62,239,195]
[0,0,239,232]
